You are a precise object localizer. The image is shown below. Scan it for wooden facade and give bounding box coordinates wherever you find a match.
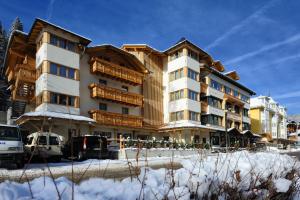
[89,83,143,107]
[89,110,143,128]
[122,45,164,129]
[90,57,144,86]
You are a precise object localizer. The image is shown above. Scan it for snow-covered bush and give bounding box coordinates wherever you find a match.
[0,151,299,200]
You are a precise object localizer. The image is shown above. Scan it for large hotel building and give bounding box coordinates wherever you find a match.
[3,18,256,147]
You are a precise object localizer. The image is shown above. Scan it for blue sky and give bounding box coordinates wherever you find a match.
[1,0,300,114]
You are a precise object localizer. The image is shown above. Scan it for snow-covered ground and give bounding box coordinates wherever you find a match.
[0,151,299,200]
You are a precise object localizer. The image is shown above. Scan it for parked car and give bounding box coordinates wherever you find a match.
[0,124,24,169]
[25,132,64,162]
[62,135,109,160]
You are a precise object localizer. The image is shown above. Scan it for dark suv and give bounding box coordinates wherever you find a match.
[62,135,109,160]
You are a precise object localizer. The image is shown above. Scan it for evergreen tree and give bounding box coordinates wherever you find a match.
[9,17,23,37]
[0,21,8,73]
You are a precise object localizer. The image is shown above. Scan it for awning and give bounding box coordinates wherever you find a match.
[16,111,95,125]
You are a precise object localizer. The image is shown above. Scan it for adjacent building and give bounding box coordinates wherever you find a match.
[3,18,257,147]
[250,96,288,143]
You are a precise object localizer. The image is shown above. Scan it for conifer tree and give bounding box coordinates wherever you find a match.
[9,17,23,37]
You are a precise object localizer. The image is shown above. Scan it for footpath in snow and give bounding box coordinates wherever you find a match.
[0,151,300,200]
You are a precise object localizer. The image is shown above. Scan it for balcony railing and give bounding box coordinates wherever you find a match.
[7,64,36,83]
[89,110,143,128]
[227,111,242,121]
[89,83,143,107]
[201,102,208,113]
[90,57,144,85]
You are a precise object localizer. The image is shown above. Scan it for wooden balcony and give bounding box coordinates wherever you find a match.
[90,57,143,85]
[200,82,208,93]
[201,102,208,113]
[89,83,143,107]
[89,110,143,128]
[226,111,242,121]
[7,64,36,83]
[7,64,36,102]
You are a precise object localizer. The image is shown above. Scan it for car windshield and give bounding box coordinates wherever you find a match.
[0,126,21,141]
[87,137,100,149]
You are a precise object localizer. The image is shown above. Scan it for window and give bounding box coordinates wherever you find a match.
[122,107,129,115]
[188,90,198,101]
[224,86,231,95]
[68,96,75,107]
[234,106,240,114]
[202,115,222,126]
[170,111,184,121]
[99,103,107,111]
[188,68,199,81]
[211,80,222,91]
[170,49,183,61]
[49,136,59,145]
[50,63,58,75]
[99,79,107,85]
[169,68,184,81]
[37,136,47,145]
[243,123,250,130]
[207,97,222,109]
[49,92,76,107]
[59,66,67,77]
[121,86,129,92]
[188,49,198,60]
[241,94,250,103]
[225,102,233,111]
[49,62,75,79]
[50,33,76,52]
[66,41,75,51]
[68,68,75,79]
[233,90,239,98]
[243,108,249,117]
[59,94,67,105]
[50,35,58,46]
[189,111,200,121]
[170,90,184,101]
[50,93,58,104]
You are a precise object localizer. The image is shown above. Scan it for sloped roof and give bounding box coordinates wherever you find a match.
[27,18,91,45]
[87,44,149,74]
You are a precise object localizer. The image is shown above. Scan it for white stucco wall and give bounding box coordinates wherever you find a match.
[35,73,79,97]
[207,105,224,117]
[167,56,200,73]
[36,43,79,68]
[169,78,200,92]
[168,99,200,113]
[35,103,80,115]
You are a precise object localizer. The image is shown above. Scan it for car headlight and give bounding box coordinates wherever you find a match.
[8,147,23,151]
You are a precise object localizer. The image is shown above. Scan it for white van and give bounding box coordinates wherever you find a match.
[25,132,64,162]
[0,124,24,168]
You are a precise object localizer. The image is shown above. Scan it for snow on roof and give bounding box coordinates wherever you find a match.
[35,18,92,42]
[160,122,225,131]
[122,43,162,53]
[18,111,95,123]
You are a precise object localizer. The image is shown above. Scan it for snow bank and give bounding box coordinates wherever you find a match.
[0,151,299,200]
